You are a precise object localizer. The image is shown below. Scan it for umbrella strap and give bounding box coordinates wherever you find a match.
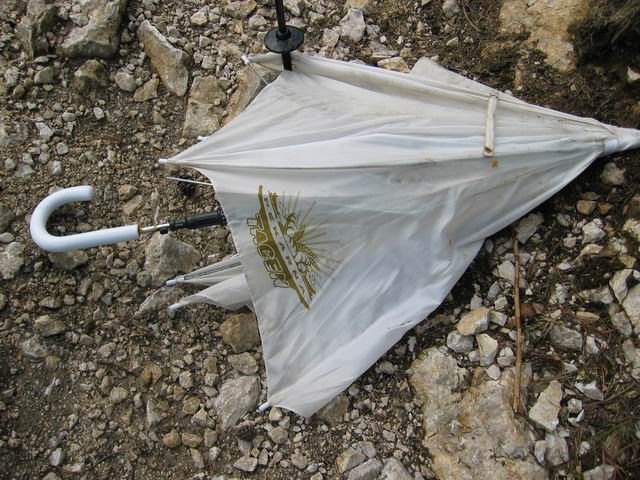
[483,93,498,157]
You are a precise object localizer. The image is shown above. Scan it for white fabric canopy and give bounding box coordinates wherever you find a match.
[163,53,640,417]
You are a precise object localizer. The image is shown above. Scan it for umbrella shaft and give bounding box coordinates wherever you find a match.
[141,211,226,235]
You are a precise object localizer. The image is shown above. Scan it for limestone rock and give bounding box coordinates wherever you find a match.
[181,432,202,448]
[347,458,382,480]
[409,347,469,432]
[336,448,366,474]
[214,376,260,429]
[109,386,128,404]
[499,0,588,72]
[447,330,474,353]
[528,380,562,432]
[622,339,640,380]
[16,0,58,58]
[476,333,498,366]
[622,284,640,336]
[137,21,190,97]
[268,425,288,444]
[545,432,569,466]
[340,8,366,43]
[233,456,258,472]
[224,66,277,124]
[584,464,615,480]
[377,57,410,73]
[224,0,257,19]
[61,0,128,58]
[73,60,108,101]
[379,458,412,480]
[135,287,184,316]
[550,325,582,351]
[115,71,137,92]
[411,348,544,480]
[610,269,632,303]
[516,212,543,243]
[582,219,606,244]
[345,0,375,14]
[229,352,258,375]
[610,311,633,337]
[34,66,54,84]
[220,312,261,352]
[163,430,181,448]
[600,162,625,186]
[133,78,159,102]
[21,337,47,359]
[34,315,66,337]
[0,242,25,279]
[183,101,220,138]
[48,250,89,271]
[143,232,200,286]
[316,393,349,425]
[457,307,489,335]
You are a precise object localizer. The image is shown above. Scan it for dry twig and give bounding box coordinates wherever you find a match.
[512,229,524,413]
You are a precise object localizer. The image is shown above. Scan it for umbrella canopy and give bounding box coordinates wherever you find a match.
[162,53,640,417]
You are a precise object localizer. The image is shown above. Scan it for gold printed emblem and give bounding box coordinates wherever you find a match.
[247,185,336,309]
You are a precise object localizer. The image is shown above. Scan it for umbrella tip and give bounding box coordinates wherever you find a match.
[166,279,177,286]
[258,402,270,412]
[157,158,169,166]
[168,303,182,313]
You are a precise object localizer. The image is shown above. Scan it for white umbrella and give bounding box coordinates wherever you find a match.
[160,53,639,417]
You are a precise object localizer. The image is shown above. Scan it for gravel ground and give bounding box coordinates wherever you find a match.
[1,0,640,479]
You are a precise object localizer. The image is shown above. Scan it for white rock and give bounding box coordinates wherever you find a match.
[485,364,501,380]
[550,325,582,351]
[489,310,507,326]
[567,398,582,414]
[580,286,614,304]
[115,70,136,92]
[214,376,260,429]
[622,283,640,336]
[497,347,515,367]
[585,336,600,355]
[336,448,366,474]
[233,456,257,472]
[583,464,615,480]
[575,381,604,401]
[137,21,190,97]
[600,162,624,186]
[476,333,498,366]
[622,339,640,380]
[456,307,489,335]
[534,440,546,464]
[379,458,412,480]
[545,432,569,466]
[528,380,562,432]
[339,8,366,43]
[582,219,606,244]
[610,311,633,337]
[442,0,460,18]
[0,242,25,279]
[347,458,382,480]
[516,213,543,243]
[446,330,474,353]
[496,259,527,288]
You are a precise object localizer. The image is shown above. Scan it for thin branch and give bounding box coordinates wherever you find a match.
[512,229,524,413]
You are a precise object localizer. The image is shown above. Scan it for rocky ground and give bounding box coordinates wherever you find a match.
[1,0,640,479]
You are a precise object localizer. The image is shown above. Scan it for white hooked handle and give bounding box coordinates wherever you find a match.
[30,186,140,252]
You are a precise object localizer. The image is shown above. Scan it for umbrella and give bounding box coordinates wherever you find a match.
[153,52,639,416]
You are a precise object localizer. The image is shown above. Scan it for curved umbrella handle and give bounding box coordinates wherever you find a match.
[30,186,140,252]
